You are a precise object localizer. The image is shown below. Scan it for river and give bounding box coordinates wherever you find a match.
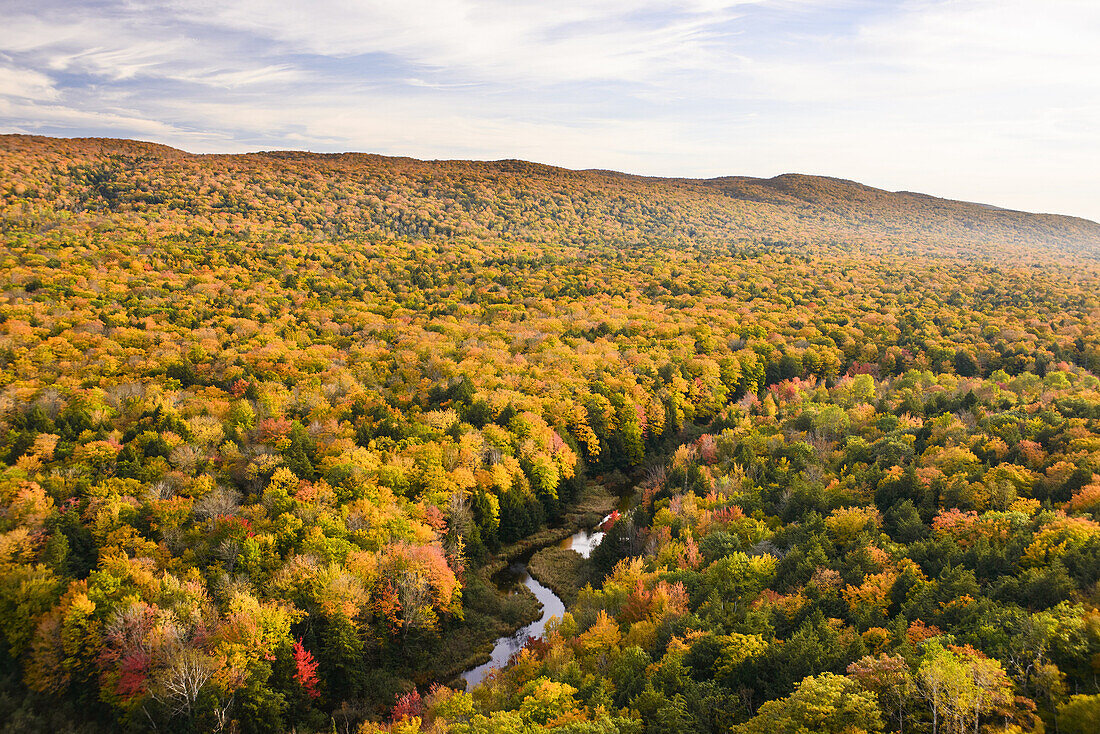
[459,515,612,689]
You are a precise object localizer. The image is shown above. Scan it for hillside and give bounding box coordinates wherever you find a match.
[2,134,1098,258]
[0,134,1099,734]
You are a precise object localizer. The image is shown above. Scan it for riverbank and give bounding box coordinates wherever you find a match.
[423,572,542,688]
[526,546,590,608]
[432,481,619,686]
[527,479,640,609]
[480,481,618,575]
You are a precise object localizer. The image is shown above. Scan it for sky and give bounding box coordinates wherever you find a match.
[2,0,1099,222]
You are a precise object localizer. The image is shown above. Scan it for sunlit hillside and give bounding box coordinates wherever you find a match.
[3,135,1098,258]
[0,135,1098,734]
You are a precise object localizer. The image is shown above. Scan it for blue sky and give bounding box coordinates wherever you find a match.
[2,0,1098,222]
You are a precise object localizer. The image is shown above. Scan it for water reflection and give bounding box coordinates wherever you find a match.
[460,500,631,689]
[557,521,606,559]
[460,562,565,689]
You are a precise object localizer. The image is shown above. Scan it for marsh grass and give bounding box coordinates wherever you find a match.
[527,547,592,608]
[426,571,541,687]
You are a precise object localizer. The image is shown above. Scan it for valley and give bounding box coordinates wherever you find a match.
[0,135,1098,734]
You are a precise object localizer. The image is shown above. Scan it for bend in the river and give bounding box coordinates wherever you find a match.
[460,512,615,689]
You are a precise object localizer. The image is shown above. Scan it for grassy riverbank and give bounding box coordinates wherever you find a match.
[527,547,591,608]
[482,481,618,575]
[426,572,542,687]
[429,481,618,685]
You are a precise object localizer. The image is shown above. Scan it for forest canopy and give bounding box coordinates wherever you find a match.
[0,135,1098,734]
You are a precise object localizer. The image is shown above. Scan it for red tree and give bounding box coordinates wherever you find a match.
[292,638,320,700]
[392,689,423,721]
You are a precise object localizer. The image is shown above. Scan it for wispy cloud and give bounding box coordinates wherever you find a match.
[0,65,60,101]
[0,0,1098,221]
[171,0,765,83]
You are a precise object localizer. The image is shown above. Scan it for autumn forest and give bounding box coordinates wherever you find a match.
[1,134,1099,734]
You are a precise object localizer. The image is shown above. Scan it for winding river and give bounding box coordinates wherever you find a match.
[459,517,611,689]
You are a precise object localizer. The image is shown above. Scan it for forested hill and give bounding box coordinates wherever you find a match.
[3,133,1100,734]
[2,134,1098,258]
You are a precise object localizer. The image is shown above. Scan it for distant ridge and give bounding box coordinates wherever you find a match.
[2,133,1098,258]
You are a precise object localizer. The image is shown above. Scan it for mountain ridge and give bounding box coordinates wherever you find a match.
[2,133,1098,257]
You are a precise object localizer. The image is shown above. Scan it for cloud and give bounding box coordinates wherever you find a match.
[0,0,1098,221]
[0,65,59,101]
[1,1,770,90]
[0,96,197,140]
[740,0,1100,103]
[169,0,765,83]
